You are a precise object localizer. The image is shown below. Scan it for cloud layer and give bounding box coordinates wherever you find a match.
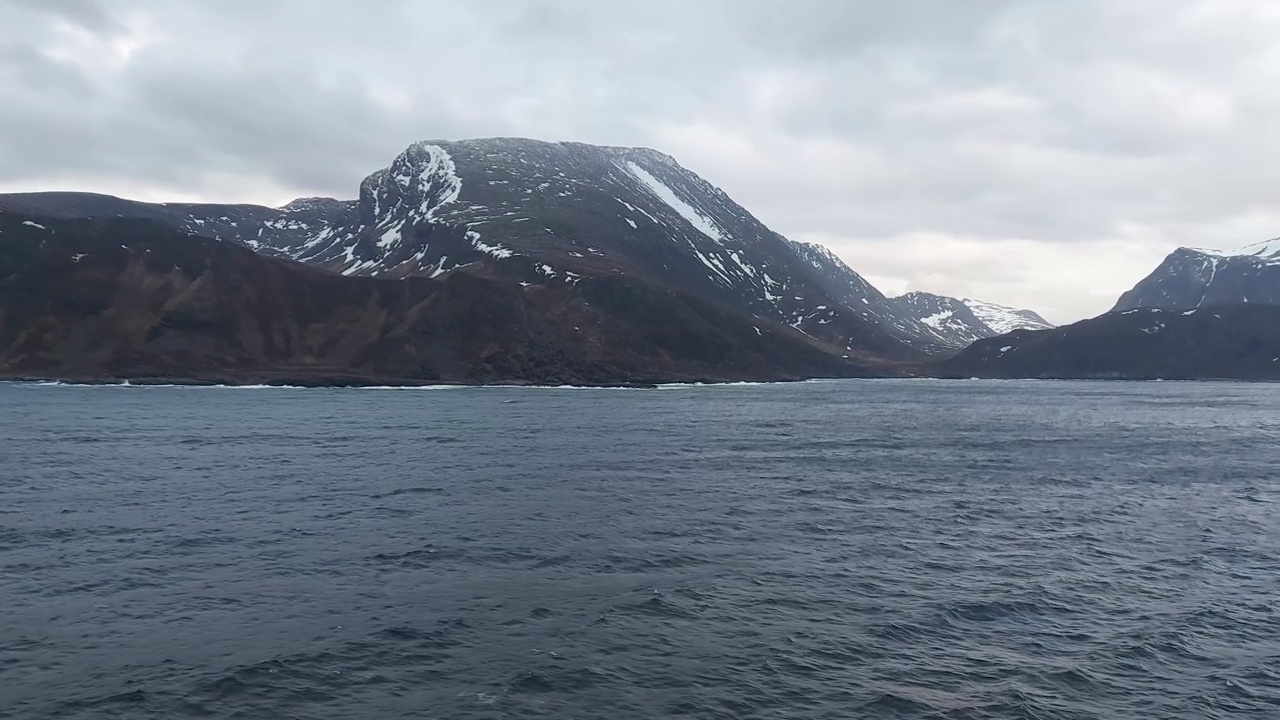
[4,0,1279,321]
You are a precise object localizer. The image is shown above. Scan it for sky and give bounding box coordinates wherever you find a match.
[4,1,1280,323]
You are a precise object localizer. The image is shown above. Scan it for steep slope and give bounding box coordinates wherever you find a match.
[255,138,921,360]
[784,240,971,352]
[940,306,1280,380]
[783,238,1054,351]
[1114,239,1280,312]
[0,213,887,385]
[962,298,1054,334]
[0,139,925,362]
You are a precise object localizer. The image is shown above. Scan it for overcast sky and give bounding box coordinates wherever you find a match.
[4,1,1280,322]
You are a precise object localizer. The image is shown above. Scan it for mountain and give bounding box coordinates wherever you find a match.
[0,138,1061,366]
[0,213,884,385]
[940,306,1280,380]
[0,191,304,244]
[1114,238,1280,312]
[0,139,933,362]
[962,298,1054,334]
[785,240,970,352]
[886,292,996,348]
[782,241,1052,352]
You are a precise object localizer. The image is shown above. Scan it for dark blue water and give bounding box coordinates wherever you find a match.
[3,380,1279,719]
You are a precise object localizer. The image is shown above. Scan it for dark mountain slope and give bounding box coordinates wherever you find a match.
[785,240,958,353]
[0,213,888,385]
[940,306,1280,380]
[0,191,349,256]
[1114,240,1280,312]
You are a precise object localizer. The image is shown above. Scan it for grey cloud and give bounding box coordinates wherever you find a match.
[9,0,120,34]
[1,0,1278,319]
[0,40,95,97]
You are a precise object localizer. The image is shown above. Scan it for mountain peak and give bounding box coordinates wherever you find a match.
[1115,238,1280,312]
[897,290,956,303]
[396,137,675,162]
[1183,237,1280,264]
[279,197,347,213]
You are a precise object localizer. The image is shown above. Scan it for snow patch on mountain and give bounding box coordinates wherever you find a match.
[469,230,515,259]
[962,298,1054,334]
[615,197,660,226]
[377,223,403,250]
[623,161,727,243]
[920,310,956,331]
[406,143,463,220]
[1193,237,1280,264]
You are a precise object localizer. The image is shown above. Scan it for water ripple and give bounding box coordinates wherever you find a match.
[2,379,1279,718]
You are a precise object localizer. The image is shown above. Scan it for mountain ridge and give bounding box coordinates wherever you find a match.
[0,137,1054,364]
[0,212,886,385]
[941,305,1280,380]
[1114,239,1280,312]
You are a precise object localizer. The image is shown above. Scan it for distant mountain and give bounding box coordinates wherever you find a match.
[0,213,882,385]
[886,292,996,348]
[1114,238,1280,312]
[947,234,1280,381]
[940,306,1280,381]
[962,298,1053,334]
[782,242,1053,352]
[784,242,971,352]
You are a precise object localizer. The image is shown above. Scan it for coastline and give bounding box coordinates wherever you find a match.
[3,370,1275,388]
[0,370,884,389]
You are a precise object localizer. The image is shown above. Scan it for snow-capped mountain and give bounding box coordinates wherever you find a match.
[962,298,1054,334]
[784,239,956,350]
[784,241,1054,350]
[887,292,995,347]
[1113,238,1280,312]
[0,140,922,361]
[259,139,821,291]
[784,239,1053,350]
[0,138,1050,359]
[260,138,931,359]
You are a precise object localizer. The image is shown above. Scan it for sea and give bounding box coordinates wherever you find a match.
[2,379,1279,719]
